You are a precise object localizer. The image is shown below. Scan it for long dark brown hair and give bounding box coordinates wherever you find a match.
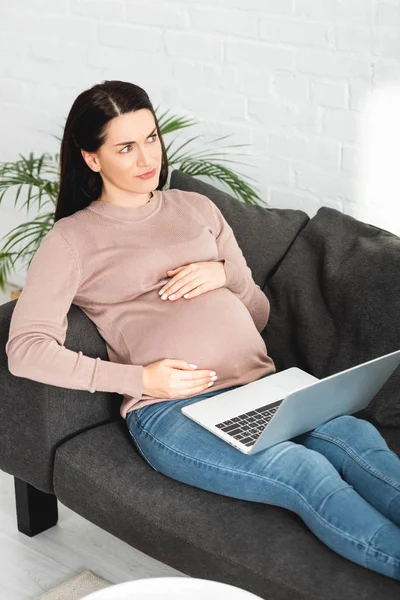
[54,80,169,222]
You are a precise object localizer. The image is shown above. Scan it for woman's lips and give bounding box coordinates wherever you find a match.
[137,168,156,179]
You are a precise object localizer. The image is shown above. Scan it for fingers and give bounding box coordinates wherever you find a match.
[178,381,215,397]
[175,372,218,397]
[179,370,217,380]
[159,275,203,301]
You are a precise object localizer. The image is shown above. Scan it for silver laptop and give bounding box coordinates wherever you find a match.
[181,349,400,455]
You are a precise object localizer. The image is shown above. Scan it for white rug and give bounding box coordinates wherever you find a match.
[37,569,113,599]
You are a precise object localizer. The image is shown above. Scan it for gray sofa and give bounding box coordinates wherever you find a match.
[0,169,399,599]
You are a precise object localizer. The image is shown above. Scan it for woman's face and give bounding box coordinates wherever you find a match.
[82,108,163,195]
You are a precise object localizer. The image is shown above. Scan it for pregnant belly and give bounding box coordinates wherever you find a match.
[127,287,275,392]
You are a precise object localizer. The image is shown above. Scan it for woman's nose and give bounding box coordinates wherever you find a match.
[136,146,152,165]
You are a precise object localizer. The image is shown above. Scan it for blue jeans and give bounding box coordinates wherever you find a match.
[126,383,400,581]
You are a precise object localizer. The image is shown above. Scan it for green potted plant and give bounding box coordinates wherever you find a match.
[0,107,267,300]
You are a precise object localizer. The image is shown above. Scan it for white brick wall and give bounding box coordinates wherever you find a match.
[1,0,400,288]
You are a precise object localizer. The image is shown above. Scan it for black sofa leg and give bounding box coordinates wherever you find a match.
[14,477,58,536]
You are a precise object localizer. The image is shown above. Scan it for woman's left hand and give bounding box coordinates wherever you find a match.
[158,260,227,301]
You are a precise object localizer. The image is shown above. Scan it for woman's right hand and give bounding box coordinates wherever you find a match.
[142,358,218,399]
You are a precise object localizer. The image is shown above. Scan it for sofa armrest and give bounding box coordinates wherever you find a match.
[0,300,121,494]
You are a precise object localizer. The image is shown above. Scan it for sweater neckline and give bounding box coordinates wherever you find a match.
[86,189,162,222]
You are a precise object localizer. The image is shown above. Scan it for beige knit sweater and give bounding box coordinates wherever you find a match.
[6,189,276,420]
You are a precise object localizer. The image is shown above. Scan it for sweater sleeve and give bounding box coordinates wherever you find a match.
[208,199,271,334]
[5,227,143,398]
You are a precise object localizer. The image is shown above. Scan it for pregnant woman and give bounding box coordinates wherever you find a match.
[6,80,400,581]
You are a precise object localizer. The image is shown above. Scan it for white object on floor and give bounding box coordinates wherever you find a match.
[37,569,112,599]
[82,576,264,599]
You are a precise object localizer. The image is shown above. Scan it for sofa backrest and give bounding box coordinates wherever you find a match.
[265,206,400,427]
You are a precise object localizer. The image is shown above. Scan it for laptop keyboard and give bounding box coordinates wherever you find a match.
[215,399,283,447]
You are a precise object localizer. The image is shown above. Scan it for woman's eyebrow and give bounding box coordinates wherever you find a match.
[113,127,157,147]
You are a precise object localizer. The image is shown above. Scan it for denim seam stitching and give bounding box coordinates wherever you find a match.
[133,422,400,565]
[307,431,400,491]
[365,523,394,571]
[387,493,399,517]
[127,413,160,471]
[128,430,160,472]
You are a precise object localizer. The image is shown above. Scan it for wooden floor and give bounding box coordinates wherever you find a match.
[0,470,184,599]
[0,287,184,598]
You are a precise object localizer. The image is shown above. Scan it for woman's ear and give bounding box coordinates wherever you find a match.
[81,149,101,173]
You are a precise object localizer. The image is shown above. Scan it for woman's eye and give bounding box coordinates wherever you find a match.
[120,133,158,154]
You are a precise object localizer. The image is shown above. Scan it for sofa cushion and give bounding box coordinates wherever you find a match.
[264,207,400,427]
[53,421,400,600]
